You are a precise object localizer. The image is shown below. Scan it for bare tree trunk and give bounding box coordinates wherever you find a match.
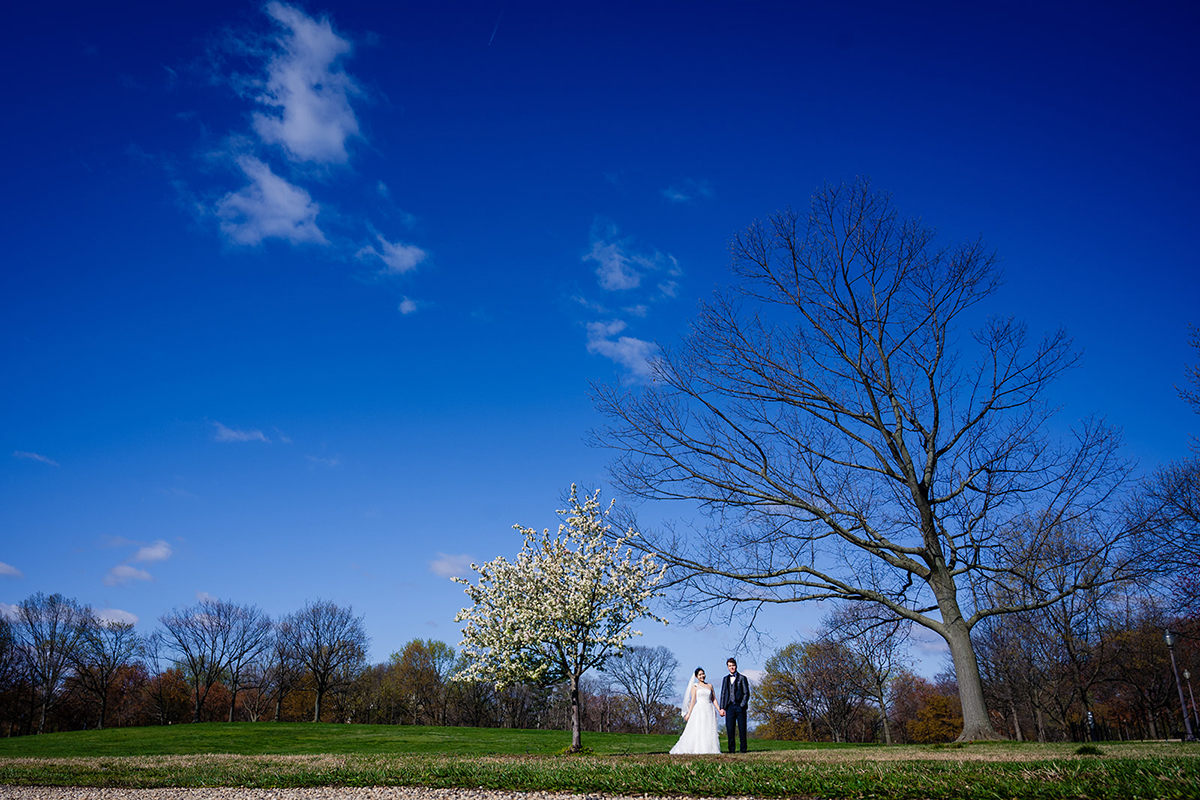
[313,690,323,723]
[943,618,1000,741]
[1010,703,1023,742]
[569,674,582,751]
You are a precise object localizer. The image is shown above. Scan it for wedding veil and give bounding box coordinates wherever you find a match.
[679,673,699,715]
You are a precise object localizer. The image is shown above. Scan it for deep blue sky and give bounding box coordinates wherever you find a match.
[3,1,1197,682]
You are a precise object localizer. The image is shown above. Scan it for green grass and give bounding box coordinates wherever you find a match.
[0,723,817,757]
[0,723,1197,799]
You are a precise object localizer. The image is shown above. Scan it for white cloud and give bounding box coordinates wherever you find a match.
[584,238,643,291]
[586,320,659,379]
[0,603,17,620]
[583,226,678,292]
[661,178,714,204]
[357,234,427,275]
[658,280,679,298]
[0,561,24,578]
[97,608,139,625]
[306,454,341,467]
[14,451,59,467]
[251,1,361,164]
[430,553,475,579]
[398,297,418,315]
[741,668,765,684]
[196,591,217,602]
[104,564,153,586]
[216,156,326,246]
[132,540,172,563]
[623,304,649,317]
[212,421,270,443]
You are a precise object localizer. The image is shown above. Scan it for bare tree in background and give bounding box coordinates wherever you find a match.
[70,616,143,729]
[223,603,272,722]
[594,179,1135,740]
[603,644,680,734]
[15,592,90,733]
[283,599,368,722]
[823,604,911,744]
[267,617,305,722]
[159,597,237,723]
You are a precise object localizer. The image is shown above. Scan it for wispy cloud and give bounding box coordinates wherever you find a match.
[583,224,679,293]
[212,421,270,443]
[306,454,341,467]
[197,591,217,602]
[586,320,659,379]
[14,451,59,467]
[133,540,172,563]
[584,237,645,291]
[0,562,24,579]
[216,155,326,246]
[104,564,154,586]
[97,608,139,625]
[0,603,17,620]
[398,297,418,315]
[251,1,361,165]
[357,234,426,275]
[661,178,714,204]
[430,552,475,579]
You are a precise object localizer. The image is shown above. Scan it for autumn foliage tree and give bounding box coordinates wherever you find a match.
[454,485,666,751]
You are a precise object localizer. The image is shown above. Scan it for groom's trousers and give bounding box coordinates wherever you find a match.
[725,704,747,753]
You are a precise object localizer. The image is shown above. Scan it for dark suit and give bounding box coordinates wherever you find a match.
[720,672,750,752]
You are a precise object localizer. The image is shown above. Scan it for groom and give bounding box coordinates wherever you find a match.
[718,657,750,753]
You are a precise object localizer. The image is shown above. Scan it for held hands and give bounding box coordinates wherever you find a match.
[719,708,726,717]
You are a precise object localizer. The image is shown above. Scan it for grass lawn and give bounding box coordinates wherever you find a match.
[0,723,1197,799]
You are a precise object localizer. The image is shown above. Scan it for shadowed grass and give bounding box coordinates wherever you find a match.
[0,724,1196,799]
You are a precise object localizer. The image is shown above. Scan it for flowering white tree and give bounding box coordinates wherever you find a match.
[454,485,666,751]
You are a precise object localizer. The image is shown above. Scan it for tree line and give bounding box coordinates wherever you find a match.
[752,597,1199,744]
[0,591,686,737]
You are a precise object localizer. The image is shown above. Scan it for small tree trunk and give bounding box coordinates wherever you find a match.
[229,682,239,723]
[1009,703,1022,741]
[569,674,582,752]
[313,689,323,723]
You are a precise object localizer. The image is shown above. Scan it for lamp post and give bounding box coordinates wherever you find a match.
[1164,631,1196,742]
[1186,670,1198,731]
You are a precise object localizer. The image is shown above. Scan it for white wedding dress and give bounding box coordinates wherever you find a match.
[670,684,721,754]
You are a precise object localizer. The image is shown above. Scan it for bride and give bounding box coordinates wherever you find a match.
[670,667,722,754]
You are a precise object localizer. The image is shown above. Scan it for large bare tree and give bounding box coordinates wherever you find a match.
[593,179,1134,740]
[283,599,368,722]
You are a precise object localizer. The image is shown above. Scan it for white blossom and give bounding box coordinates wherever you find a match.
[453,485,666,749]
